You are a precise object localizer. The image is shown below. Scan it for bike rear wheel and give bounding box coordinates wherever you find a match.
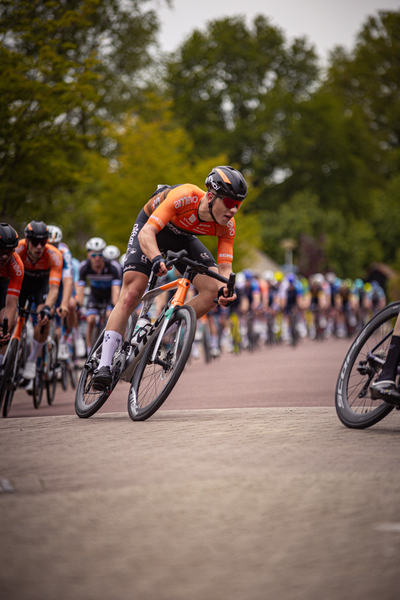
[33,364,44,409]
[335,302,399,429]
[128,305,196,421]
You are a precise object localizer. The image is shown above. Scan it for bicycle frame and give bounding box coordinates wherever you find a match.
[120,270,193,382]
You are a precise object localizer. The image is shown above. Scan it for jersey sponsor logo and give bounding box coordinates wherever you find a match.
[200,252,209,260]
[227,220,235,236]
[166,222,190,236]
[219,253,233,259]
[188,214,196,223]
[127,248,137,256]
[140,254,148,263]
[48,247,62,266]
[152,196,161,210]
[128,224,140,245]
[149,215,165,228]
[11,258,23,277]
[174,195,198,209]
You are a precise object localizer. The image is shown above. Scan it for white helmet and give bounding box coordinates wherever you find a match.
[262,269,274,282]
[86,237,106,253]
[48,225,62,244]
[103,245,121,260]
[119,253,126,267]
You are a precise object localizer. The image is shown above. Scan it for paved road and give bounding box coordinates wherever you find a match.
[1,338,400,600]
[6,337,353,418]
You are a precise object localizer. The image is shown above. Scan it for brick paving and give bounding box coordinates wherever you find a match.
[1,338,400,599]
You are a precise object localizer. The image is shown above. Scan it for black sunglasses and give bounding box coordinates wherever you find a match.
[29,238,47,247]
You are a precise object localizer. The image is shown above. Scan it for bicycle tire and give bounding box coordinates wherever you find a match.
[46,340,58,405]
[202,325,212,363]
[75,330,111,418]
[33,365,44,409]
[60,361,68,391]
[0,339,18,415]
[335,302,399,429]
[128,305,196,421]
[69,363,77,389]
[3,330,27,417]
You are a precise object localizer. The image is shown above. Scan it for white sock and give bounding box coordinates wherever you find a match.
[98,331,122,369]
[28,340,45,363]
[73,326,83,340]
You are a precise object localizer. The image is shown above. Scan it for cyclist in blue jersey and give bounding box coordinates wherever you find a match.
[77,237,121,355]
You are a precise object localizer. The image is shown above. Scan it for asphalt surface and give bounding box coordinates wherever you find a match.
[1,337,400,600]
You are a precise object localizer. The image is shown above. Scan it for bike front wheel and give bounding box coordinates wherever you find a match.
[46,340,58,405]
[0,339,18,416]
[128,305,196,421]
[335,302,399,429]
[75,330,109,418]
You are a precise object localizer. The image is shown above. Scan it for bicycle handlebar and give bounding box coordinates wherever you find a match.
[164,250,236,292]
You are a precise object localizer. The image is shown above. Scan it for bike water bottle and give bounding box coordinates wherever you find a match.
[132,315,151,345]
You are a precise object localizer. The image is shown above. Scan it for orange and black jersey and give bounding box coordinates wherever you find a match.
[15,240,63,287]
[143,184,235,264]
[0,252,24,298]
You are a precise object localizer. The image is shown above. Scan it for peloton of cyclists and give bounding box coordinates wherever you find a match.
[91,165,248,391]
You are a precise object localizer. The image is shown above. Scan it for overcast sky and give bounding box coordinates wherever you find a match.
[157,0,400,61]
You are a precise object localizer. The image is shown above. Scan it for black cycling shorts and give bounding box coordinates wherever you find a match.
[0,277,9,311]
[19,275,49,309]
[123,209,217,277]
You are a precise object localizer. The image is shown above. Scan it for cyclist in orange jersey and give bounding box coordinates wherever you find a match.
[0,224,24,361]
[15,220,63,382]
[92,165,248,390]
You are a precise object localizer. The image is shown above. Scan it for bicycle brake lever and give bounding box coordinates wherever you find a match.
[227,273,236,297]
[1,317,8,337]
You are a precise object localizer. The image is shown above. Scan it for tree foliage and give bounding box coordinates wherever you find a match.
[87,99,261,269]
[0,0,166,223]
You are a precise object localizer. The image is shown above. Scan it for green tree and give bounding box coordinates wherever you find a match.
[165,15,319,175]
[326,10,400,176]
[260,191,381,278]
[0,0,168,225]
[88,100,261,270]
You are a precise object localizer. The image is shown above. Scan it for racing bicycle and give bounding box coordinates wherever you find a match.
[75,250,235,421]
[0,300,34,417]
[335,301,400,429]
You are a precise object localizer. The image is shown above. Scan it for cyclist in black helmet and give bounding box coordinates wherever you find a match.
[92,165,248,390]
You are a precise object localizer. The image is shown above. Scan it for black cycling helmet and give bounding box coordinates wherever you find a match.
[24,220,49,240]
[205,166,248,201]
[0,223,19,250]
[205,166,247,223]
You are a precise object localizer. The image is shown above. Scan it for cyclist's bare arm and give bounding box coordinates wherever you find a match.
[57,276,73,318]
[37,283,59,326]
[217,262,237,306]
[111,283,121,307]
[137,224,167,275]
[0,295,18,344]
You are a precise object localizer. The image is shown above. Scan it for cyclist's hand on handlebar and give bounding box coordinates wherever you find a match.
[38,304,53,326]
[0,330,10,345]
[56,304,69,320]
[217,285,237,308]
[152,254,168,277]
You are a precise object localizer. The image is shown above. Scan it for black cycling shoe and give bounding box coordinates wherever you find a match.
[92,366,112,391]
[370,379,400,406]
